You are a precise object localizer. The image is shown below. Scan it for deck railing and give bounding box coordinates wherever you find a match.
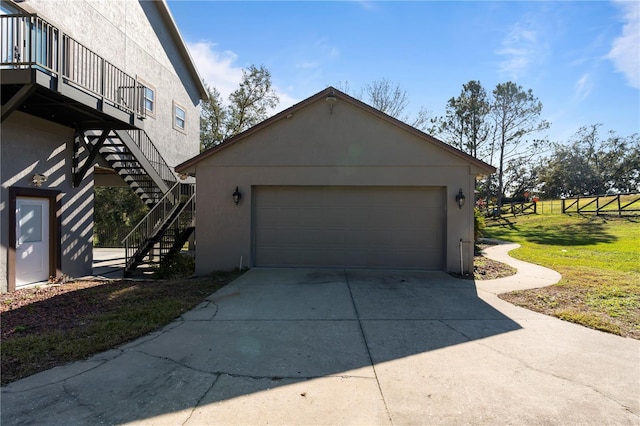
[1,13,146,117]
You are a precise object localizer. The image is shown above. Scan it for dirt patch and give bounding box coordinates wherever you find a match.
[452,245,517,280]
[1,280,115,340]
[472,255,517,280]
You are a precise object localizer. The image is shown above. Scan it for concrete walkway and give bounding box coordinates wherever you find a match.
[476,240,562,294]
[2,250,638,425]
[90,248,153,279]
[91,247,126,278]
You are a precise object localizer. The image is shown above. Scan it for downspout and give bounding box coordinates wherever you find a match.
[459,238,464,275]
[459,238,474,275]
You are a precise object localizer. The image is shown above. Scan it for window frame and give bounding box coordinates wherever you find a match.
[173,101,186,133]
[138,79,156,118]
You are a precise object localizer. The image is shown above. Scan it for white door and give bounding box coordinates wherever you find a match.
[16,197,50,287]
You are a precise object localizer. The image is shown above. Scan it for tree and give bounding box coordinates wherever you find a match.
[200,65,279,150]
[94,187,148,246]
[436,80,491,158]
[364,78,409,118]
[536,125,640,198]
[200,85,227,149]
[490,82,550,206]
[503,156,540,199]
[337,79,433,131]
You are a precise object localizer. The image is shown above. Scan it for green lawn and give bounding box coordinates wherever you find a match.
[484,212,640,338]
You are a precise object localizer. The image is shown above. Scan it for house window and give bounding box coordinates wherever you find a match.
[143,86,155,116]
[173,102,186,132]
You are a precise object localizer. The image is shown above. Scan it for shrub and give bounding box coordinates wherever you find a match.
[153,253,195,279]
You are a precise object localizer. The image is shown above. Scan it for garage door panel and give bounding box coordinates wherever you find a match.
[259,248,439,269]
[259,229,347,246]
[255,186,445,270]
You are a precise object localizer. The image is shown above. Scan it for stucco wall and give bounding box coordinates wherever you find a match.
[191,100,476,274]
[18,0,201,168]
[1,112,94,292]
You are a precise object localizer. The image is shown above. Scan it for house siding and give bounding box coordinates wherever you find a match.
[17,0,201,168]
[1,0,204,291]
[1,112,94,292]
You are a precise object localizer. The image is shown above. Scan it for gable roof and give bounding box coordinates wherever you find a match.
[155,1,208,100]
[176,86,496,174]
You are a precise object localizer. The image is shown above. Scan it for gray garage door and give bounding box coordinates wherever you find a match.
[254,186,445,270]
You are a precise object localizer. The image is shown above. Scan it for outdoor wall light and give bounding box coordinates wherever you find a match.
[455,189,466,209]
[325,90,337,114]
[32,173,47,187]
[232,186,242,205]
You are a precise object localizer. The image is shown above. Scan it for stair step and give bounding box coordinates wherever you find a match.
[101,152,135,159]
[111,161,144,168]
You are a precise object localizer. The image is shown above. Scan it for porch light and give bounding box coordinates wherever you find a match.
[32,173,47,187]
[325,90,337,114]
[455,189,466,209]
[232,186,242,205]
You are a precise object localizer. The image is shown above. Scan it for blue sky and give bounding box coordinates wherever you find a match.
[167,1,639,144]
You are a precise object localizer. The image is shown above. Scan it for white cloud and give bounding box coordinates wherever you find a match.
[296,61,320,70]
[496,22,545,80]
[352,0,378,11]
[575,73,592,100]
[293,38,339,70]
[608,1,640,89]
[315,37,340,60]
[186,40,300,115]
[272,90,301,114]
[186,40,243,100]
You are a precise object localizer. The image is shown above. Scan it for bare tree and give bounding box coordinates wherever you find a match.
[364,78,410,118]
[339,79,433,131]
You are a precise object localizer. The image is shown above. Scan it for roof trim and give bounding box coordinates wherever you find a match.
[175,87,496,174]
[155,1,208,101]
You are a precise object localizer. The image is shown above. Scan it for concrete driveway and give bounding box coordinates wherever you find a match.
[2,260,639,424]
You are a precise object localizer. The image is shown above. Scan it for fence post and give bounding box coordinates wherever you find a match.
[562,198,566,213]
[618,194,622,217]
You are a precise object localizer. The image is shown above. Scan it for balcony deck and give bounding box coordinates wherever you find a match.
[1,13,146,129]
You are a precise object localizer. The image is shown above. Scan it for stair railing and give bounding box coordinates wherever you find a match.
[122,129,176,186]
[156,188,196,260]
[122,181,194,271]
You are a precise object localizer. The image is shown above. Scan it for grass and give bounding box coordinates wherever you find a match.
[484,211,640,338]
[1,271,243,385]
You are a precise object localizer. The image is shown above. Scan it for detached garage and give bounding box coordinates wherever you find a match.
[176,87,495,275]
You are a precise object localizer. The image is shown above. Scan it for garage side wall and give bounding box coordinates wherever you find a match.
[193,100,476,274]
